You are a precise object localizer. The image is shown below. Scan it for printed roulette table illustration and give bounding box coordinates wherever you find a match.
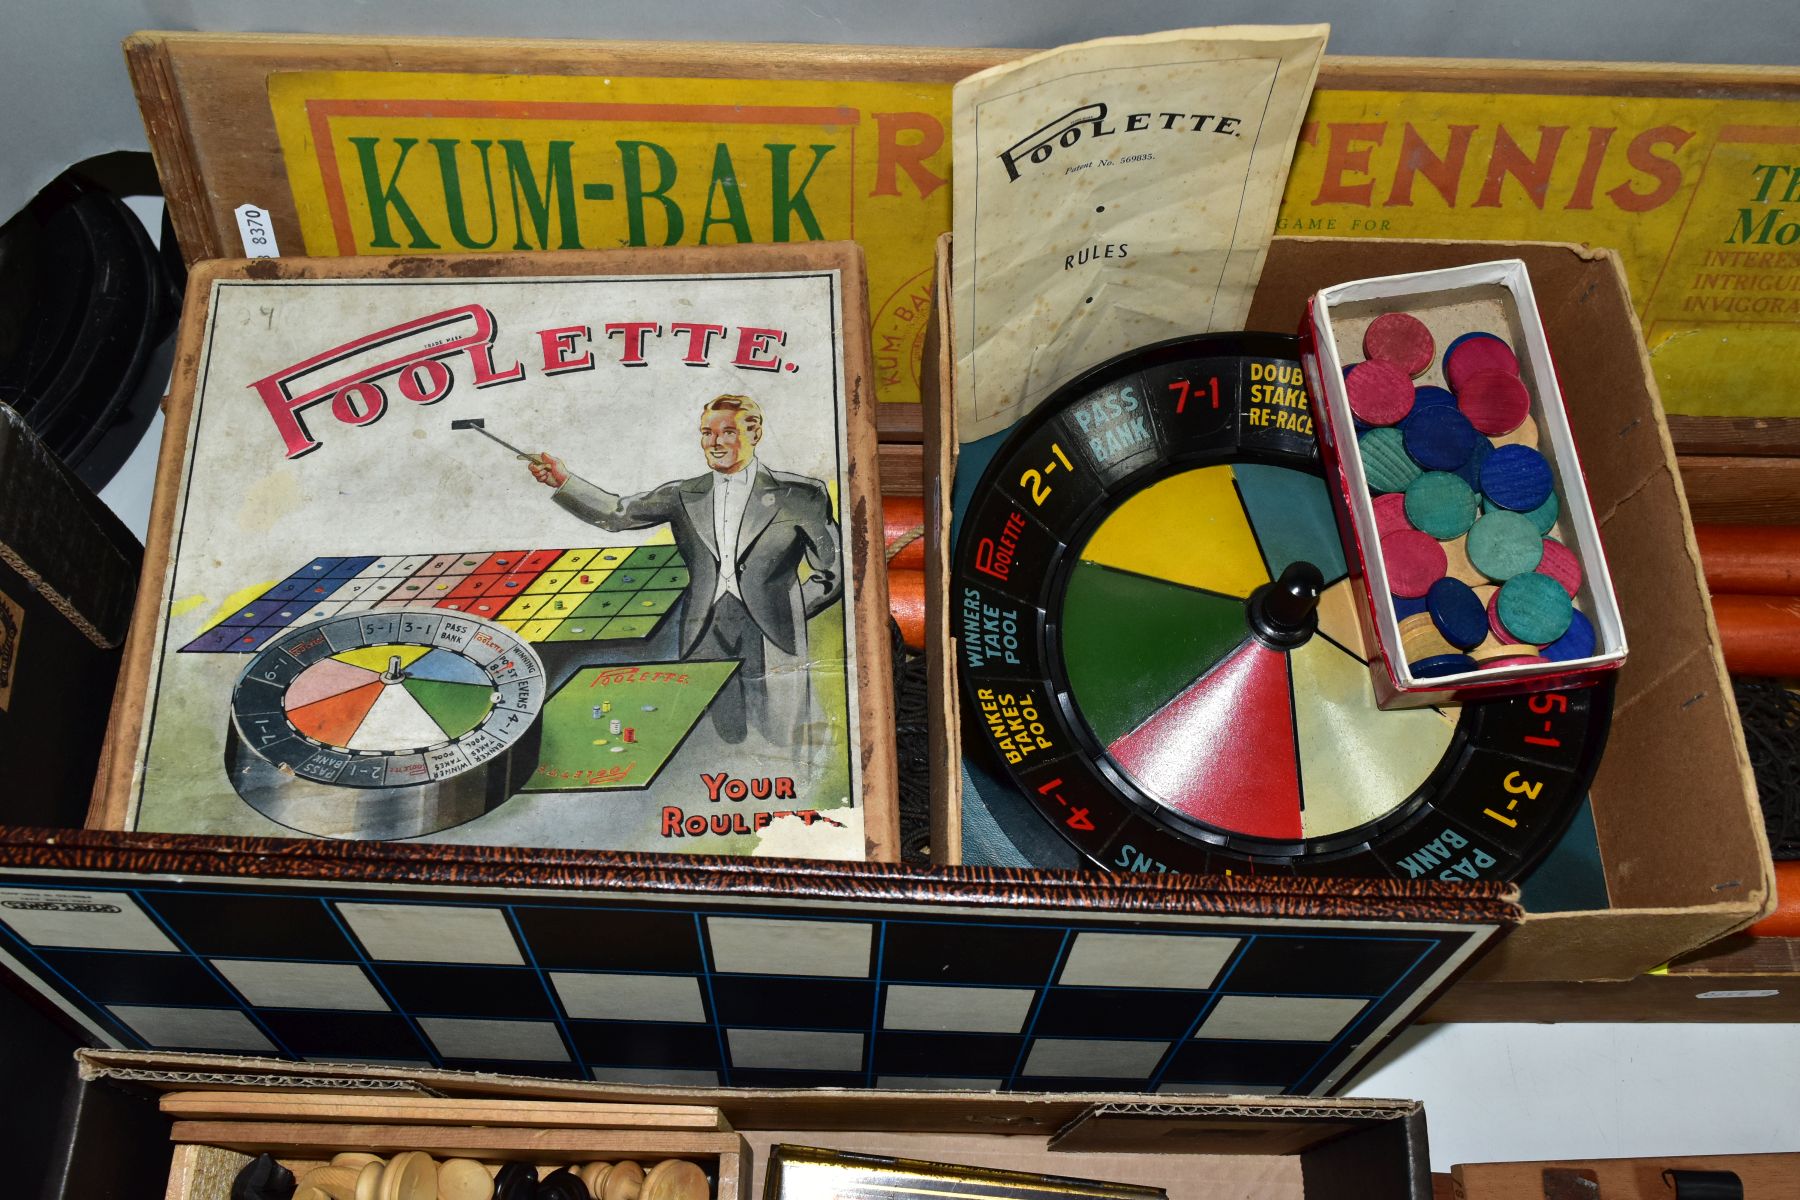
[954,332,1613,880]
[227,610,546,839]
[210,544,732,839]
[182,544,688,654]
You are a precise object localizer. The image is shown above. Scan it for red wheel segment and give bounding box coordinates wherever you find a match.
[1107,639,1304,841]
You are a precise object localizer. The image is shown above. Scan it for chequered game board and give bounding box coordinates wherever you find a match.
[0,869,1491,1096]
[182,545,688,654]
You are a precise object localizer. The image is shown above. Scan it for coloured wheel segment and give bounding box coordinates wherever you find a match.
[953,333,1612,881]
[231,608,545,789]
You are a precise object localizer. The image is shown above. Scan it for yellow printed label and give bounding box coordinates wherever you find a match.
[269,72,1800,417]
[1278,90,1800,417]
[269,70,950,407]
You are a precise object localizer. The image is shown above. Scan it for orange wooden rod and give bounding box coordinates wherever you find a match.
[1695,523,1800,595]
[1748,860,1800,938]
[888,567,925,649]
[883,496,925,571]
[1712,594,1800,676]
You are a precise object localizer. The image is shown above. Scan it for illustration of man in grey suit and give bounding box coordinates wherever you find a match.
[530,394,842,747]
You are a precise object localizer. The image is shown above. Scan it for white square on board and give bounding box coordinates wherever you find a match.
[1020,1037,1168,1080]
[551,972,706,1023]
[706,916,871,977]
[0,889,177,953]
[336,902,523,965]
[1195,995,1367,1043]
[883,984,1034,1033]
[1057,931,1238,990]
[211,959,389,1011]
[108,1005,276,1053]
[726,1027,863,1072]
[418,1017,568,1062]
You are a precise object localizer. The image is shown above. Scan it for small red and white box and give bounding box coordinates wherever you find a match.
[1299,259,1628,709]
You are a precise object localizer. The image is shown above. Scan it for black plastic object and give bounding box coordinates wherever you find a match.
[495,1161,541,1200]
[1248,561,1324,650]
[1663,1170,1743,1199]
[231,1154,298,1200]
[0,401,142,825]
[537,1168,589,1200]
[0,166,180,490]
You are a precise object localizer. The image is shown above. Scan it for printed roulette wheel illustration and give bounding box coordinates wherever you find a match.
[954,332,1613,880]
[225,609,545,839]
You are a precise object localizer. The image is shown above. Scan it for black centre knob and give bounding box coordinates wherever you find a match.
[1246,561,1324,650]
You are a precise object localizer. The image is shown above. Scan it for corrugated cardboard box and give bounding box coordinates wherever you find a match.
[925,235,1772,992]
[80,1049,1437,1200]
[1453,1152,1799,1198]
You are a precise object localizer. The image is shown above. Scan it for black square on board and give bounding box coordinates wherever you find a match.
[375,964,553,1019]
[1032,987,1206,1040]
[1162,1038,1321,1088]
[871,1031,1022,1077]
[143,891,356,961]
[567,1019,721,1070]
[259,1009,429,1060]
[512,907,703,973]
[1221,936,1428,997]
[881,922,1064,986]
[708,976,872,1030]
[38,950,236,1008]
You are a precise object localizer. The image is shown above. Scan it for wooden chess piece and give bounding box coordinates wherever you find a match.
[579,1163,614,1199]
[379,1152,437,1200]
[297,1166,362,1200]
[354,1162,384,1200]
[644,1160,710,1200]
[603,1161,645,1200]
[440,1159,496,1200]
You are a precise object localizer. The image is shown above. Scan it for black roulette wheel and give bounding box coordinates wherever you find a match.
[951,332,1612,880]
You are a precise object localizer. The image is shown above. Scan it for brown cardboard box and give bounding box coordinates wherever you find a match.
[925,235,1773,990]
[1453,1152,1800,1198]
[81,1050,1435,1200]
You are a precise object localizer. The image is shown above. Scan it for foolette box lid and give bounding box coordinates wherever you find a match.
[79,1049,1435,1200]
[925,235,1770,990]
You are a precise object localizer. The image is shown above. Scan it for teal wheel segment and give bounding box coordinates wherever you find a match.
[405,647,491,686]
[1232,463,1348,584]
